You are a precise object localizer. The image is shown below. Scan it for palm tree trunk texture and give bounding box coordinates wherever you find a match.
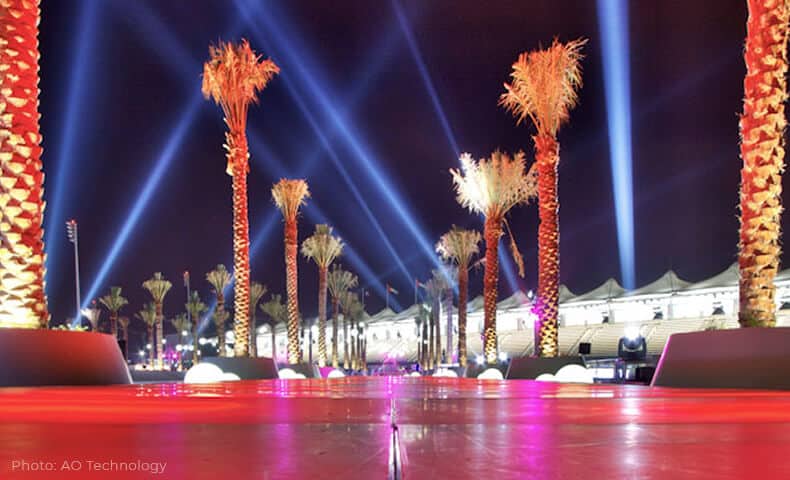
[216,295,226,357]
[228,134,251,357]
[155,303,164,369]
[458,266,469,367]
[445,292,453,363]
[192,322,199,365]
[343,317,350,369]
[122,328,129,362]
[317,267,328,367]
[738,0,790,328]
[0,0,49,329]
[284,219,301,364]
[483,215,503,364]
[249,311,257,357]
[270,326,277,361]
[331,299,340,368]
[110,312,118,337]
[535,134,561,357]
[148,326,155,368]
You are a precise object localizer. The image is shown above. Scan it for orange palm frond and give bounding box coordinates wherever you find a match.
[201,39,280,132]
[500,38,586,137]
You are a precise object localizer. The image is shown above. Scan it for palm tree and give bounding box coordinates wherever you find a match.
[203,39,280,356]
[451,151,537,363]
[301,224,344,367]
[272,178,311,364]
[339,291,362,369]
[99,286,128,338]
[437,227,481,367]
[136,303,157,368]
[328,267,358,368]
[143,272,172,368]
[0,0,48,329]
[248,282,267,357]
[261,294,287,361]
[80,302,101,332]
[424,271,450,368]
[186,290,208,364]
[500,38,586,357]
[171,313,191,368]
[118,316,130,361]
[213,308,230,357]
[206,264,233,356]
[737,2,790,327]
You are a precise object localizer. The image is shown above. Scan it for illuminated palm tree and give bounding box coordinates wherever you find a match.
[171,313,191,368]
[248,282,267,356]
[118,316,130,361]
[261,293,287,361]
[301,224,344,367]
[437,227,481,367]
[424,270,451,368]
[451,151,537,364]
[99,286,128,338]
[136,303,157,368]
[500,38,586,357]
[203,39,280,356]
[272,178,311,364]
[186,290,207,364]
[737,2,790,327]
[0,0,48,329]
[327,266,358,368]
[80,302,101,332]
[143,272,172,368]
[213,308,230,357]
[339,291,363,369]
[206,264,233,356]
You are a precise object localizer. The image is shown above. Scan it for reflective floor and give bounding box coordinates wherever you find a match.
[1,377,789,479]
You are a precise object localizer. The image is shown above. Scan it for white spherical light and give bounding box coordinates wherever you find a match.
[535,373,556,382]
[327,369,345,379]
[554,364,594,384]
[221,372,241,381]
[477,368,504,380]
[184,363,224,384]
[433,368,458,378]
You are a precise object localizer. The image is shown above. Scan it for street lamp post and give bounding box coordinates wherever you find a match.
[66,220,81,322]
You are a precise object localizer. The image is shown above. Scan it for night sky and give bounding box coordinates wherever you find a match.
[36,1,782,346]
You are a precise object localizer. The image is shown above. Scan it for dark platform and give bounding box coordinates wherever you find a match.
[1,378,789,479]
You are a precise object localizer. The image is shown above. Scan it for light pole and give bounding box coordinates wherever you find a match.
[66,220,81,322]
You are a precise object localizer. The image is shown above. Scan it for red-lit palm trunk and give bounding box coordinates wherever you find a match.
[483,215,503,364]
[0,0,48,328]
[284,218,301,364]
[457,266,469,367]
[535,134,561,357]
[331,298,340,368]
[317,267,328,366]
[738,0,789,328]
[228,132,251,356]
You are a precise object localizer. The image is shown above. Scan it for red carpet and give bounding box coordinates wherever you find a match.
[1,377,789,479]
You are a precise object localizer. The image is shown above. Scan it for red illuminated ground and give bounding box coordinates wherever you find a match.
[1,377,790,479]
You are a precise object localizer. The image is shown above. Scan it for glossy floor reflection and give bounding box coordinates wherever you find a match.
[1,377,789,479]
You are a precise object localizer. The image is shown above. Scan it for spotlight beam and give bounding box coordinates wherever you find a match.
[44,0,100,296]
[597,0,636,289]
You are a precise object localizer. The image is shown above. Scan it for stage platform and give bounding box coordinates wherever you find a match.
[1,377,789,479]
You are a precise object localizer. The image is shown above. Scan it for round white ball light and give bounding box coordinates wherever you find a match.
[184,363,224,384]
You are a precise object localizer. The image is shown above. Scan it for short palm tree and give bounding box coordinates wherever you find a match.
[301,224,344,367]
[118,316,130,361]
[171,313,191,367]
[328,266,358,368]
[500,38,586,357]
[143,272,172,368]
[272,178,311,364]
[203,39,280,357]
[213,308,230,357]
[80,303,101,332]
[206,264,233,356]
[339,291,362,369]
[451,151,537,364]
[437,227,481,367]
[248,282,267,357]
[261,293,287,361]
[99,286,128,338]
[186,290,208,364]
[737,2,790,327]
[424,270,450,368]
[136,302,157,368]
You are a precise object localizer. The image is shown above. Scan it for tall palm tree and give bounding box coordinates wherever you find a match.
[272,178,311,364]
[99,286,128,338]
[500,38,586,357]
[213,308,230,357]
[186,290,208,364]
[248,282,267,357]
[451,151,537,363]
[424,270,450,368]
[143,272,172,368]
[301,224,344,367]
[339,291,362,369]
[261,294,287,362]
[327,266,358,368]
[0,0,48,329]
[136,303,157,368]
[118,316,130,361]
[437,227,481,367]
[203,39,280,356]
[738,2,790,327]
